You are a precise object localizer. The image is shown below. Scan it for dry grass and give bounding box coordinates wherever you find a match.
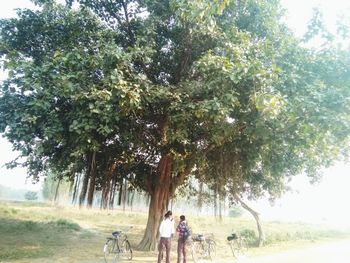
[0,200,349,262]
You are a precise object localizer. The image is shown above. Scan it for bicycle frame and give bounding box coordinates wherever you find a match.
[227,234,247,258]
[191,234,216,262]
[104,229,133,263]
[110,231,126,253]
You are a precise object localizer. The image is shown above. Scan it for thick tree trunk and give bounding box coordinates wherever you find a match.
[235,195,265,247]
[137,155,172,251]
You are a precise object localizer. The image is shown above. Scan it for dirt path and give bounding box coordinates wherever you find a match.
[5,239,350,263]
[233,239,350,263]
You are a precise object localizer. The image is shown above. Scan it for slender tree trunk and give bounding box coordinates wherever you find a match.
[72,173,81,205]
[219,192,223,221]
[72,176,77,205]
[197,168,204,214]
[101,161,117,209]
[109,174,117,209]
[68,177,74,197]
[235,195,265,247]
[87,151,97,208]
[79,153,92,207]
[101,181,111,209]
[53,178,62,205]
[79,173,89,207]
[236,0,241,18]
[214,187,218,217]
[197,180,203,212]
[129,190,135,211]
[118,182,123,206]
[137,155,172,251]
[101,163,110,209]
[122,179,127,211]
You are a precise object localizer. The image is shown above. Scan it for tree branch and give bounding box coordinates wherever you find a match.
[121,0,135,45]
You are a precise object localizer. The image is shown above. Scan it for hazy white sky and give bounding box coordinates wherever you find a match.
[0,137,39,190]
[256,164,350,228]
[280,0,350,36]
[0,0,349,226]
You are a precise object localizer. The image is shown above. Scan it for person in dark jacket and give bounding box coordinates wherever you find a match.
[176,215,189,263]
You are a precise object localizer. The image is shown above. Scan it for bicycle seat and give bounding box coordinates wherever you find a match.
[193,234,205,241]
[112,231,122,237]
[227,233,237,241]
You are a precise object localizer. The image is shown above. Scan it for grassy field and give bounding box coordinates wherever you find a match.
[0,200,349,262]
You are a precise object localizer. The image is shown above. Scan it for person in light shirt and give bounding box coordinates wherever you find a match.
[157,210,175,263]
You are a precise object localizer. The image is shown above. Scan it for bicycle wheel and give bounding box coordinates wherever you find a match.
[191,241,204,262]
[104,239,118,263]
[230,239,240,258]
[121,240,133,260]
[207,239,216,260]
[239,238,248,255]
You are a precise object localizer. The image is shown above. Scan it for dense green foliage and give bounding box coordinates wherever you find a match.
[24,191,38,200]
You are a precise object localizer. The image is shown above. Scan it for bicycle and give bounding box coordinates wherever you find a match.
[191,233,216,262]
[227,233,248,258]
[103,227,133,263]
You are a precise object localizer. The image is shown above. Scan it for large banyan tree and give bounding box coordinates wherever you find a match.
[1,0,349,250]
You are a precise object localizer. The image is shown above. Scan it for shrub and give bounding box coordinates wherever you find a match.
[240,228,257,247]
[24,191,38,201]
[22,220,38,231]
[228,207,243,218]
[48,219,81,231]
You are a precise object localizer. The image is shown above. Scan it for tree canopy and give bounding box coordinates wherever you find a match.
[1,0,349,250]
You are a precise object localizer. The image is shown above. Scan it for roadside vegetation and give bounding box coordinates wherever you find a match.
[1,200,349,262]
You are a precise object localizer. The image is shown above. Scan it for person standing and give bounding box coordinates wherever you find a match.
[157,210,175,263]
[176,215,188,263]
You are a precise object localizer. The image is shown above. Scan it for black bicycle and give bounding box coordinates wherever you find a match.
[103,228,133,263]
[191,233,216,262]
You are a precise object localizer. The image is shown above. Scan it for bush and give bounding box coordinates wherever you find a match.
[264,230,316,245]
[48,219,81,231]
[22,220,39,231]
[228,207,243,218]
[240,228,257,247]
[24,191,38,201]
